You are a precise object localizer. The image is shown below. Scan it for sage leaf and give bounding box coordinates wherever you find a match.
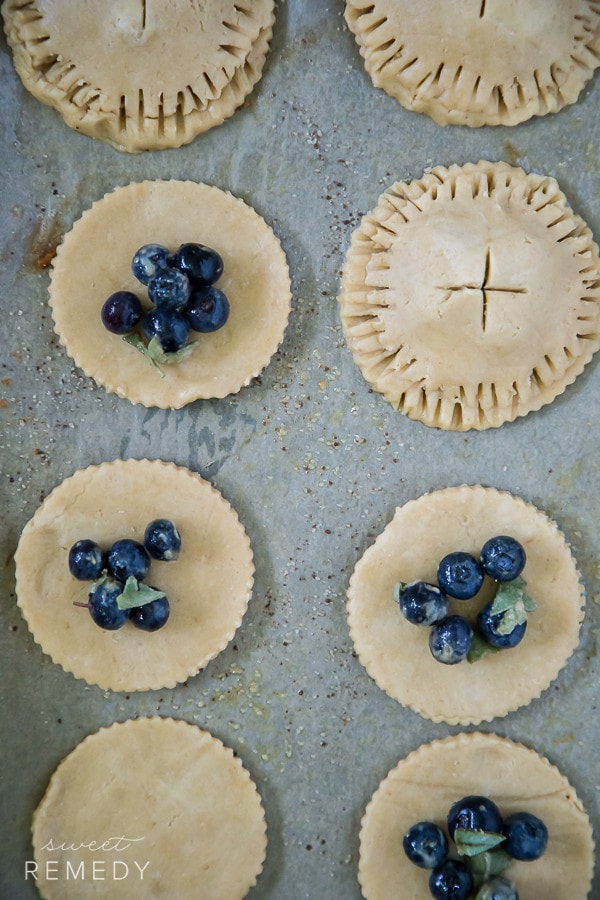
[116,575,167,611]
[453,828,506,857]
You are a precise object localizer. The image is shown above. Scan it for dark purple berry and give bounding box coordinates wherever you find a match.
[107,539,150,583]
[129,594,170,632]
[132,244,171,285]
[481,535,526,582]
[174,243,224,286]
[184,285,230,333]
[86,577,128,630]
[437,551,485,599]
[142,308,190,353]
[447,795,503,840]
[101,291,143,335]
[68,539,105,581]
[147,268,190,310]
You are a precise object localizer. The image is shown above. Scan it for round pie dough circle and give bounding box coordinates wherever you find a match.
[32,717,267,900]
[359,732,594,900]
[339,161,600,430]
[347,485,584,724]
[14,459,254,691]
[49,180,292,407]
[2,0,275,150]
[344,0,600,126]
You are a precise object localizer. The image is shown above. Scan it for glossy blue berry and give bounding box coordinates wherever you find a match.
[475,876,519,900]
[447,795,503,841]
[481,535,526,582]
[107,539,150,583]
[147,268,190,310]
[503,811,548,861]
[437,551,485,599]
[397,582,448,626]
[477,601,527,649]
[429,615,473,665]
[101,291,143,335]
[184,286,230,332]
[68,539,105,581]
[429,859,473,900]
[142,308,190,353]
[403,821,448,869]
[87,577,128,630]
[129,594,170,632]
[174,242,223,286]
[144,519,181,561]
[132,244,171,285]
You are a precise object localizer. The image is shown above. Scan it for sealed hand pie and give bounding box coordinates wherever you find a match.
[339,161,600,431]
[345,0,600,126]
[2,0,275,150]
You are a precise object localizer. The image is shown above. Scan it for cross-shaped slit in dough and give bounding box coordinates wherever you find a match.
[439,248,528,332]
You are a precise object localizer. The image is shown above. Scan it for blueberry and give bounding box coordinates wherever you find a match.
[147,268,190,310]
[447,796,503,841]
[101,291,143,335]
[397,581,448,626]
[86,577,128,630]
[481,536,526,582]
[429,859,473,900]
[437,551,485,599]
[477,601,527,649]
[107,539,150,583]
[174,242,224,286]
[475,876,519,900]
[129,594,170,632]
[131,244,171,285]
[403,821,448,869]
[503,811,548,861]
[142,308,190,353]
[144,518,181,561]
[429,615,473,665]
[184,285,230,332]
[68,539,105,581]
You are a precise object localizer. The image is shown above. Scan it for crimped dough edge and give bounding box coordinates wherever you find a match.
[2,0,275,150]
[32,717,267,900]
[339,161,600,431]
[49,180,292,408]
[346,485,585,724]
[14,459,255,691]
[344,0,600,127]
[358,732,595,900]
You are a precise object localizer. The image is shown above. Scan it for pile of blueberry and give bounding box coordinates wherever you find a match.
[395,535,536,664]
[404,794,548,899]
[101,242,230,367]
[68,518,181,632]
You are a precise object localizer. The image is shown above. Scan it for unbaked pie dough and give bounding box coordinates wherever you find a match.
[359,732,594,900]
[347,485,584,724]
[339,161,600,430]
[49,180,292,408]
[344,0,600,126]
[32,717,267,900]
[1,0,275,151]
[14,459,254,691]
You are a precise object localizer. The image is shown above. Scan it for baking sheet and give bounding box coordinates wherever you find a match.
[0,2,598,897]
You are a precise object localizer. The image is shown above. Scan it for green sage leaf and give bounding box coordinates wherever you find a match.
[393,582,408,604]
[467,632,502,663]
[467,847,513,885]
[453,828,505,857]
[116,575,167,610]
